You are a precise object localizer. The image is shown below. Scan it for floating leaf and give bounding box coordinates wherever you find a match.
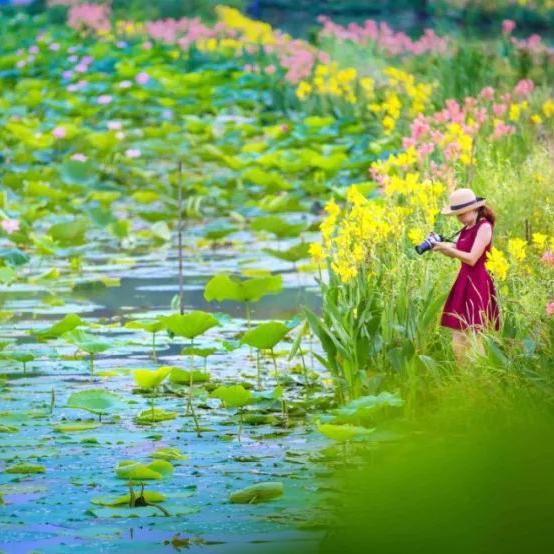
[251,215,305,239]
[229,482,284,504]
[150,447,188,461]
[53,422,101,432]
[66,389,123,417]
[91,491,166,506]
[262,242,310,263]
[318,424,375,442]
[135,408,178,424]
[5,463,45,474]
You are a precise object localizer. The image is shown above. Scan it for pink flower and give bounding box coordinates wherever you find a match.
[502,20,516,34]
[546,303,554,316]
[493,103,507,117]
[119,80,132,89]
[71,153,88,162]
[97,95,112,105]
[28,45,39,54]
[62,70,73,79]
[1,219,20,234]
[125,148,141,158]
[68,54,78,63]
[135,72,150,85]
[491,121,515,140]
[75,63,88,73]
[514,79,534,98]
[52,126,66,139]
[50,43,60,51]
[115,131,125,140]
[116,41,128,48]
[142,41,153,50]
[107,120,122,130]
[541,251,554,266]
[281,124,289,133]
[265,64,276,75]
[479,87,495,101]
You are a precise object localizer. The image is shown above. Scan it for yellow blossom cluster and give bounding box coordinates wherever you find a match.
[310,186,407,283]
[216,6,277,45]
[485,247,510,281]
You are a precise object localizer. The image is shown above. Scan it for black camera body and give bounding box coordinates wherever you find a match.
[415,231,445,255]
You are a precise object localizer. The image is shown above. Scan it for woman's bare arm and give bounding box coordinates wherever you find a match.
[432,223,492,266]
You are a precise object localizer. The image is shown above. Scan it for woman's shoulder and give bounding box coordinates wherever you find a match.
[477,218,493,229]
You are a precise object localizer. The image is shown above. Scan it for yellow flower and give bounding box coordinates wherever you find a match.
[530,114,542,125]
[296,81,312,101]
[324,199,341,217]
[408,228,425,245]
[308,242,325,263]
[543,99,554,118]
[486,247,509,280]
[532,232,548,250]
[507,238,527,261]
[509,104,521,121]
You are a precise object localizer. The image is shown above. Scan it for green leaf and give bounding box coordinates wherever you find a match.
[204,274,282,303]
[133,367,171,389]
[53,422,101,432]
[48,218,88,246]
[124,319,165,333]
[5,463,45,474]
[91,491,166,507]
[229,482,284,503]
[0,248,30,266]
[262,242,310,263]
[251,215,305,239]
[169,368,210,385]
[318,423,375,442]
[240,321,289,350]
[162,311,219,339]
[150,447,188,461]
[66,389,123,416]
[63,329,111,354]
[59,159,97,186]
[210,384,253,408]
[34,313,84,340]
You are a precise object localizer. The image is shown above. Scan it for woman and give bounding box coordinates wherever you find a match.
[432,188,500,365]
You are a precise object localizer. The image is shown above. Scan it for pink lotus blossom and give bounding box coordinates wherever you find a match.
[16,60,26,68]
[75,63,88,73]
[107,121,122,130]
[135,72,150,85]
[68,54,78,63]
[162,110,173,119]
[119,80,132,89]
[142,41,153,50]
[125,148,141,158]
[546,303,554,316]
[502,20,516,34]
[52,126,66,138]
[28,45,39,54]
[115,131,125,140]
[71,153,88,162]
[50,43,60,51]
[116,41,128,48]
[281,124,289,133]
[81,55,93,65]
[1,219,20,235]
[97,95,112,105]
[62,70,73,79]
[265,64,276,75]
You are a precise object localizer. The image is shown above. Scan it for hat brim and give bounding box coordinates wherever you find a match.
[441,198,486,216]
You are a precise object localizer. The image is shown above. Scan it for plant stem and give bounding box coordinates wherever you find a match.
[151,331,157,361]
[256,349,261,391]
[177,160,185,315]
[89,354,94,381]
[237,408,243,443]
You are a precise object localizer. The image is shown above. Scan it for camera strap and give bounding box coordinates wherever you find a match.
[444,227,465,242]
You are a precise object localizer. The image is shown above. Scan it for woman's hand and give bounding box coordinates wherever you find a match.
[432,242,456,256]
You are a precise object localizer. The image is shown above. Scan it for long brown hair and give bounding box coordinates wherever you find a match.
[477,205,496,226]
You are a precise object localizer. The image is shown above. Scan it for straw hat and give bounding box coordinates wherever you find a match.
[441,188,486,215]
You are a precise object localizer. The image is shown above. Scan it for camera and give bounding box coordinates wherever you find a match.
[415,231,444,255]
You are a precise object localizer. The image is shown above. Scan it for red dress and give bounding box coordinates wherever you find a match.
[440,218,500,331]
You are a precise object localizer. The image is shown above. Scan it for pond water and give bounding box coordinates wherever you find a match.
[0,224,331,554]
